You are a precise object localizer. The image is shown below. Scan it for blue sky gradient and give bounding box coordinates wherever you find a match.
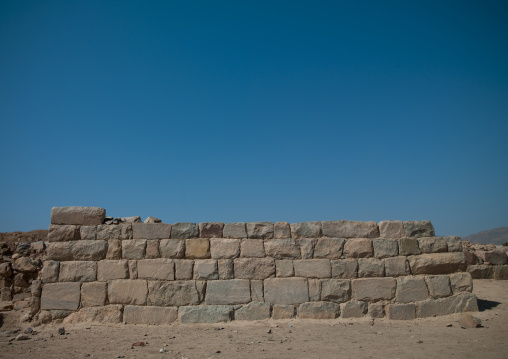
[1,1,507,237]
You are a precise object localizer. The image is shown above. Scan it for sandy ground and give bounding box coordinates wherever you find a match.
[0,279,507,359]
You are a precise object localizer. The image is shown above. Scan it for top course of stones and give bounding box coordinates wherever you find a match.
[50,207,435,240]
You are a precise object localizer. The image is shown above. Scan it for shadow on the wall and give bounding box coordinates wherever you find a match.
[477,298,501,311]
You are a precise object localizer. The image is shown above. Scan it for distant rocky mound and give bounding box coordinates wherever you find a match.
[0,229,48,244]
[462,227,508,245]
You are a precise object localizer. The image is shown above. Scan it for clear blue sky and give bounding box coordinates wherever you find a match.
[1,1,507,237]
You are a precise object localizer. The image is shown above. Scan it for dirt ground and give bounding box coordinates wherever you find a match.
[0,279,507,359]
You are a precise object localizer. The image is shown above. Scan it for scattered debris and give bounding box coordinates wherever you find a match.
[159,348,166,353]
[15,334,30,341]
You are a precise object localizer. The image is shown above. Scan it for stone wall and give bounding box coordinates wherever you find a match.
[463,242,508,280]
[33,207,479,325]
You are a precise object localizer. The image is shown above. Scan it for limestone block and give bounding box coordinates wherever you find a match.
[308,279,321,301]
[294,259,331,278]
[445,236,463,252]
[449,272,473,294]
[132,223,172,239]
[145,240,160,259]
[494,265,508,280]
[108,279,147,305]
[425,275,452,299]
[247,222,274,239]
[81,282,107,307]
[272,304,295,319]
[59,261,96,282]
[47,240,108,261]
[80,226,97,240]
[352,278,396,301]
[398,238,421,256]
[331,259,358,279]
[298,302,339,319]
[341,301,367,318]
[179,305,233,323]
[476,250,508,265]
[144,217,161,223]
[199,222,224,238]
[276,260,294,277]
[205,279,251,305]
[172,222,199,239]
[218,259,234,279]
[416,293,478,318]
[274,222,291,238]
[290,221,322,238]
[408,253,466,275]
[48,224,80,242]
[223,222,247,238]
[42,261,59,283]
[128,260,138,279]
[372,239,398,259]
[296,238,317,259]
[264,278,309,304]
[123,305,178,325]
[185,238,210,259]
[210,238,241,259]
[137,259,175,280]
[396,277,429,303]
[384,257,409,277]
[368,303,385,318]
[175,260,194,280]
[234,258,275,279]
[378,220,405,238]
[386,303,416,320]
[51,206,105,225]
[106,239,122,260]
[358,258,385,278]
[159,239,185,259]
[235,301,271,320]
[418,237,448,254]
[251,280,264,302]
[41,282,80,310]
[12,257,37,272]
[343,238,373,258]
[320,279,350,303]
[96,224,132,240]
[62,305,123,324]
[122,240,146,260]
[147,281,205,306]
[264,239,300,259]
[467,264,493,279]
[403,221,435,237]
[14,272,29,287]
[321,220,379,238]
[313,238,345,259]
[193,259,218,280]
[120,216,141,223]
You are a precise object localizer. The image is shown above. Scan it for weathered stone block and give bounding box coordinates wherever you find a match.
[179,305,233,323]
[62,305,123,324]
[272,304,295,319]
[137,259,175,280]
[218,259,234,279]
[290,222,321,238]
[341,301,367,318]
[120,216,141,223]
[106,239,122,260]
[418,237,448,253]
[193,259,218,280]
[331,259,358,279]
[296,238,317,259]
[251,280,264,302]
[378,220,405,238]
[0,263,12,278]
[368,303,385,318]
[449,272,473,293]
[408,253,466,275]
[264,278,309,304]
[264,239,300,259]
[132,223,172,239]
[48,224,80,242]
[298,302,339,319]
[321,279,350,303]
[108,279,147,305]
[41,282,80,310]
[313,238,345,259]
[31,280,42,297]
[372,239,398,259]
[416,293,478,318]
[81,282,107,307]
[308,279,321,301]
[321,220,379,238]
[147,281,205,306]
[425,275,452,298]
[96,224,132,240]
[205,279,251,305]
[240,239,265,258]
[276,260,294,277]
[247,222,274,239]
[403,221,435,237]
[467,264,493,279]
[384,256,409,277]
[174,260,194,280]
[352,278,396,301]
[128,260,138,279]
[122,239,146,260]
[386,303,416,320]
[344,238,373,258]
[12,257,37,272]
[80,226,97,240]
[274,222,291,238]
[124,305,178,325]
[42,260,59,283]
[172,222,199,239]
[396,277,429,303]
[144,217,161,223]
[294,259,331,278]
[234,258,275,279]
[145,239,160,259]
[398,238,420,256]
[476,250,508,265]
[185,238,210,259]
[493,265,508,280]
[47,240,108,261]
[210,238,241,259]
[59,261,96,282]
[223,222,247,238]
[358,258,384,277]
[199,222,224,238]
[235,302,271,320]
[159,239,185,258]
[445,236,462,252]
[51,206,105,225]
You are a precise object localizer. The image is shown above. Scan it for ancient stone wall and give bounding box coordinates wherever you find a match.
[463,242,508,280]
[33,207,479,325]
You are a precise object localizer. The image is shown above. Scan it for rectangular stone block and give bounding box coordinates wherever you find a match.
[294,259,331,278]
[48,224,80,242]
[62,305,123,324]
[467,264,493,279]
[368,303,385,318]
[205,279,251,305]
[234,258,275,279]
[396,277,429,303]
[210,238,241,259]
[418,237,448,253]
[416,293,478,318]
[386,303,416,320]
[128,260,138,279]
[425,275,452,298]
[185,238,210,259]
[449,272,473,293]
[272,304,295,319]
[124,305,178,325]
[122,239,146,260]
[235,302,271,320]
[193,259,218,280]
[132,223,172,239]
[445,236,463,252]
[313,238,345,259]
[372,239,398,259]
[296,238,317,259]
[96,224,133,240]
[321,279,350,303]
[59,261,96,282]
[274,222,291,238]
[357,258,384,277]
[47,240,108,261]
[321,220,379,238]
[172,223,199,239]
[403,220,435,237]
[493,265,508,280]
[341,301,367,318]
[80,226,97,240]
[276,260,294,277]
[199,222,224,238]
[398,238,421,255]
[290,221,321,238]
[223,222,247,238]
[344,238,373,258]
[331,259,358,279]
[378,220,405,238]
[159,239,185,258]
[218,259,234,279]
[408,253,466,275]
[106,239,122,259]
[298,302,339,319]
[384,256,409,277]
[240,239,265,258]
[264,277,309,304]
[246,222,274,239]
[352,278,396,301]
[41,282,81,310]
[476,250,508,265]
[51,206,105,225]
[145,239,160,258]
[179,305,233,323]
[264,239,300,259]
[308,279,321,301]
[42,260,60,283]
[147,280,205,306]
[81,282,107,307]
[108,279,147,305]
[137,259,175,280]
[175,260,194,280]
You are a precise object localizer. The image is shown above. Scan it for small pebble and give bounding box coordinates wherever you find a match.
[58,327,65,335]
